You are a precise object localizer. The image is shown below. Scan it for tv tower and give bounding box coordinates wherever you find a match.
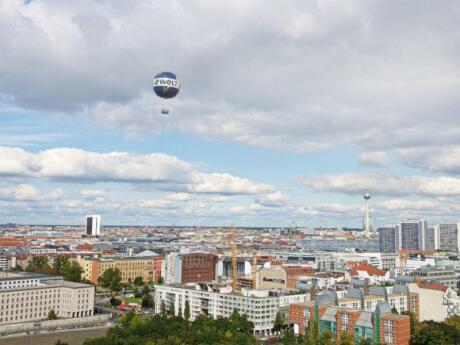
[363,189,371,238]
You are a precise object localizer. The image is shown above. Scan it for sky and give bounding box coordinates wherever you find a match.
[1,0,460,227]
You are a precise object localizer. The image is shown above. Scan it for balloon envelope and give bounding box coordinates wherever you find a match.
[153,72,180,99]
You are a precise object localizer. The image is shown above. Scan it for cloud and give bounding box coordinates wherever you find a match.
[302,173,460,198]
[359,151,389,167]
[255,191,290,207]
[396,146,460,174]
[0,146,274,196]
[0,184,64,202]
[1,1,459,152]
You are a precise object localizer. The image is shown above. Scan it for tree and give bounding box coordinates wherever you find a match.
[402,311,419,335]
[133,276,144,286]
[339,332,353,345]
[184,300,191,321]
[160,300,167,318]
[53,255,70,275]
[142,284,150,295]
[157,276,164,285]
[48,309,57,320]
[54,341,69,345]
[97,268,122,291]
[319,330,335,345]
[63,261,83,282]
[142,293,154,308]
[410,320,460,345]
[109,296,121,306]
[169,301,176,317]
[274,311,284,331]
[26,256,52,273]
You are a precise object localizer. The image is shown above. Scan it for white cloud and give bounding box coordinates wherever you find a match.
[302,173,460,198]
[396,146,460,174]
[0,146,274,196]
[255,191,290,207]
[0,184,64,202]
[359,151,389,167]
[163,192,190,202]
[1,1,459,152]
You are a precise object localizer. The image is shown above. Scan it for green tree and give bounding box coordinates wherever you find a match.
[319,330,335,345]
[142,284,150,295]
[52,255,69,274]
[157,276,164,285]
[274,311,284,331]
[339,332,353,345]
[402,311,419,335]
[184,300,191,321]
[410,320,460,345]
[48,309,57,320]
[160,300,167,318]
[26,255,52,273]
[169,301,176,316]
[97,268,122,291]
[133,276,144,286]
[142,293,154,308]
[63,261,83,282]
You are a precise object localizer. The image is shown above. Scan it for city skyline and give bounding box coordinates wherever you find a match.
[1,1,460,226]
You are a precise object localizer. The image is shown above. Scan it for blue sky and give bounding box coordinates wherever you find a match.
[1,1,460,227]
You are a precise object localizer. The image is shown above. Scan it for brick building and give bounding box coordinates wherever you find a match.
[181,253,218,283]
[295,295,410,345]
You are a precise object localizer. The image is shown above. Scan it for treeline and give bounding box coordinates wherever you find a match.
[24,255,84,283]
[82,310,259,345]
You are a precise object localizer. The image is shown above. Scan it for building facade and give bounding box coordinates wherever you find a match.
[86,215,101,237]
[81,256,163,285]
[378,226,399,253]
[438,222,460,252]
[400,220,427,251]
[0,272,94,325]
[155,283,308,337]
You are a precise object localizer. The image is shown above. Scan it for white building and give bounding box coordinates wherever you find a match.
[0,272,94,325]
[155,283,308,337]
[86,215,101,237]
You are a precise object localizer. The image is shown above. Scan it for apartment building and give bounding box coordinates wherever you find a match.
[411,266,457,290]
[81,256,163,285]
[304,296,410,345]
[0,272,94,325]
[155,283,308,337]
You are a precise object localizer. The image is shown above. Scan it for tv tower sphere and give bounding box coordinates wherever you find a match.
[364,190,371,200]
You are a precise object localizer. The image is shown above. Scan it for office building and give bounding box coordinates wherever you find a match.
[378,226,399,253]
[164,252,218,284]
[411,266,457,290]
[424,227,438,250]
[438,222,460,252]
[400,220,427,251]
[81,256,163,285]
[0,271,94,325]
[155,283,308,337]
[86,215,101,237]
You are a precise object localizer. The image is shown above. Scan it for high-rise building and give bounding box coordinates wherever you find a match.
[424,227,439,250]
[400,220,427,251]
[378,226,399,253]
[438,222,460,252]
[86,215,101,237]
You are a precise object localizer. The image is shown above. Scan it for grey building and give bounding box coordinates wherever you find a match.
[439,222,460,252]
[378,226,399,253]
[411,265,458,290]
[424,227,438,250]
[400,220,427,251]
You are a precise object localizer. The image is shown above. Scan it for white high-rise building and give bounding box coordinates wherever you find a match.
[86,215,101,237]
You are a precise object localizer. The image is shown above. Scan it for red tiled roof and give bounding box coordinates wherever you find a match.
[350,264,385,277]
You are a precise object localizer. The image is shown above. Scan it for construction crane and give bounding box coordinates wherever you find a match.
[231,226,238,292]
